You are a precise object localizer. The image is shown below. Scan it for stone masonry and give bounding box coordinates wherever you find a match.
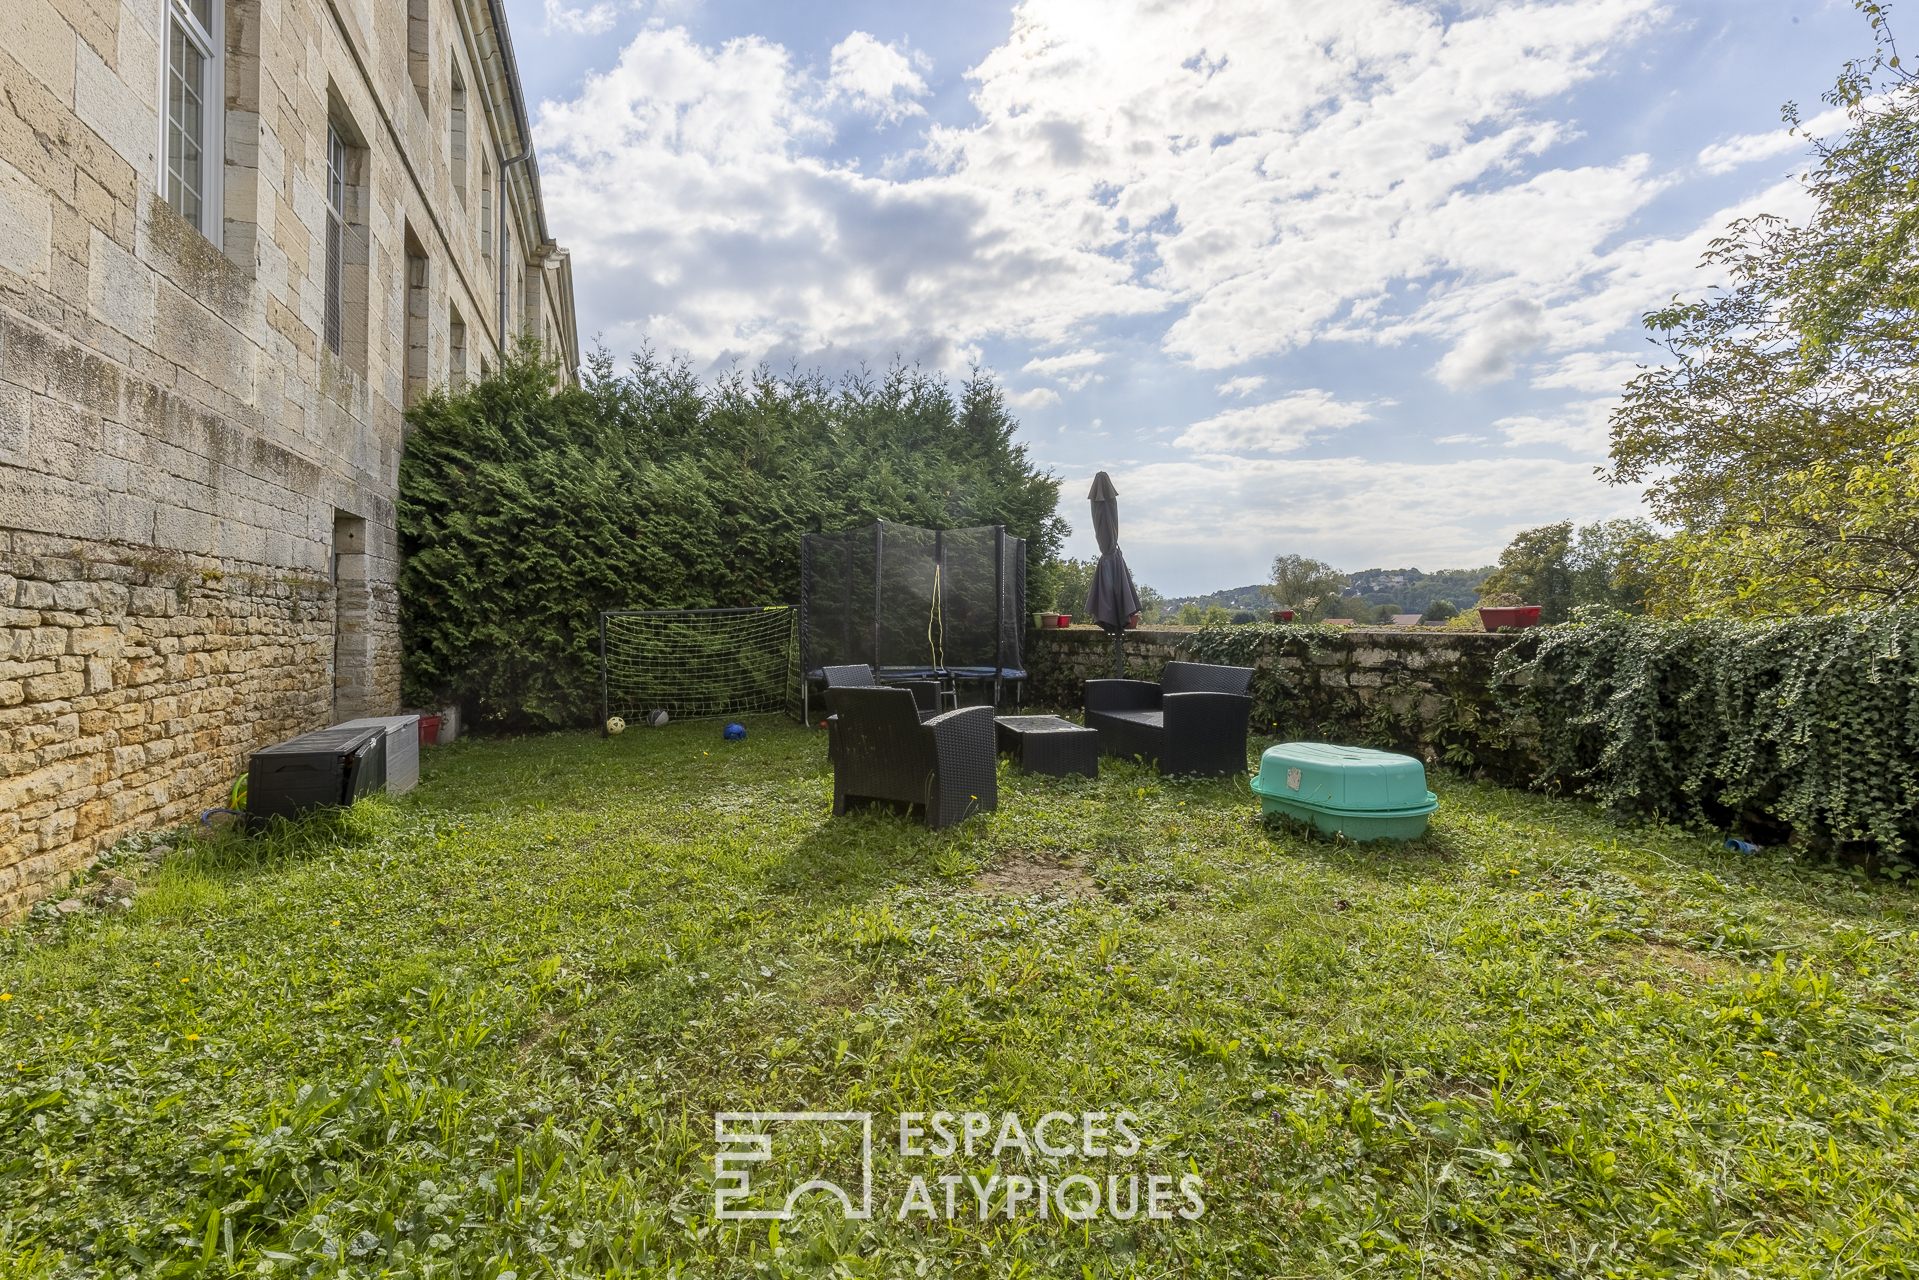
[0,0,578,914]
[0,528,332,917]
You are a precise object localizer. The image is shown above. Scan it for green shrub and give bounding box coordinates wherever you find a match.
[1494,610,1919,858]
[399,346,1065,729]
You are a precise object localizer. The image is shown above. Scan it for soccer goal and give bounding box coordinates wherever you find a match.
[599,607,800,727]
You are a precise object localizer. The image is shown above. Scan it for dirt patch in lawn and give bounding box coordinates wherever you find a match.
[971,857,1097,899]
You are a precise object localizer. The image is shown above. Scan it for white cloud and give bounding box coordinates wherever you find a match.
[825,32,930,126]
[1495,398,1613,455]
[1696,101,1856,175]
[544,0,621,36]
[1433,298,1548,388]
[1173,389,1378,455]
[1022,347,1106,390]
[1005,386,1062,408]
[1215,375,1267,397]
[1434,433,1487,445]
[536,24,1159,368]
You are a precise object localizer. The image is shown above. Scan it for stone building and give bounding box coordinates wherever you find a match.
[0,0,579,914]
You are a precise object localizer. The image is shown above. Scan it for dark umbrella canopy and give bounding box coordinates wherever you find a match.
[1084,471,1140,635]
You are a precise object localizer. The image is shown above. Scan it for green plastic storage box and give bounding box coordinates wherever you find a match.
[1249,742,1438,840]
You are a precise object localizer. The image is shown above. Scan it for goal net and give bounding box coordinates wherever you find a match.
[600,607,800,725]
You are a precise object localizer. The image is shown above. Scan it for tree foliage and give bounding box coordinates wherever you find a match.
[1478,520,1655,622]
[1264,554,1348,622]
[1044,558,1098,616]
[399,345,1066,729]
[1606,4,1919,615]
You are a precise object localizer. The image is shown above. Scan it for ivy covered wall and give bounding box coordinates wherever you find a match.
[1033,613,1919,863]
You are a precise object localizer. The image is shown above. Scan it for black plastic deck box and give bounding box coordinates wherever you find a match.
[246,726,387,826]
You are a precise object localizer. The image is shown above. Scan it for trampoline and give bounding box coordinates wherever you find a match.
[800,521,1026,723]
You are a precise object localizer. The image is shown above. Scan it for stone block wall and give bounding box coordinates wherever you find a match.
[0,528,332,918]
[1025,624,1543,785]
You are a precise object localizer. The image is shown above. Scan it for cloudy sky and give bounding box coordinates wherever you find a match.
[506,0,1866,593]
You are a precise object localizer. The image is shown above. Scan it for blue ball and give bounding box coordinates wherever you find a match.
[723,722,747,741]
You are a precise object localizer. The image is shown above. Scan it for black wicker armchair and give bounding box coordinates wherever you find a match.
[821,664,941,720]
[1084,660,1255,777]
[825,687,998,829]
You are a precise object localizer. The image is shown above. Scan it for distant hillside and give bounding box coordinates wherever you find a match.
[1344,566,1495,614]
[1163,566,1495,616]
[1162,584,1273,613]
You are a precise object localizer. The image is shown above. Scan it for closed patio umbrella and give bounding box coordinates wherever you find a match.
[1084,471,1140,678]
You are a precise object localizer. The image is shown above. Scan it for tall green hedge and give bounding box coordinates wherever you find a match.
[1494,611,1919,859]
[398,347,1066,729]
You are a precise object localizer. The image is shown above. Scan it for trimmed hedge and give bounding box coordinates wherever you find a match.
[1494,611,1919,859]
[398,348,1065,729]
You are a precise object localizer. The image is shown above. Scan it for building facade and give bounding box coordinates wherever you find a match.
[0,0,577,914]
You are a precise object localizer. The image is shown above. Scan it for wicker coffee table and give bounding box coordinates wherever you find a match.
[994,715,1099,778]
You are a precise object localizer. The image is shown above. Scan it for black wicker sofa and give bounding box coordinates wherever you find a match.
[1084,660,1255,777]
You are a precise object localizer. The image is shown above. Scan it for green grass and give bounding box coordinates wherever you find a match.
[3,717,1918,1278]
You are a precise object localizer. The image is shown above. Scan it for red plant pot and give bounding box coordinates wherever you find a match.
[418,714,443,745]
[1479,606,1542,631]
[1125,612,1140,630]
[1270,610,1295,623]
[1055,614,1072,627]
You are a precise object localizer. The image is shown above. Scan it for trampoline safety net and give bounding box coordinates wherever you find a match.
[800,521,1025,702]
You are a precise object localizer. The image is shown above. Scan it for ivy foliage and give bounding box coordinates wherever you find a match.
[1494,610,1919,859]
[399,345,1066,729]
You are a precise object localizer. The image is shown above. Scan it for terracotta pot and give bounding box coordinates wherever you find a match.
[1479,606,1542,631]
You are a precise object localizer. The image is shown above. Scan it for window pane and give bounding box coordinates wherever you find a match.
[166,20,205,229]
[327,127,344,214]
[186,0,212,32]
[325,211,343,354]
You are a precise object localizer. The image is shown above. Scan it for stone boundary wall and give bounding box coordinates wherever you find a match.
[1024,624,1542,784]
[0,527,344,918]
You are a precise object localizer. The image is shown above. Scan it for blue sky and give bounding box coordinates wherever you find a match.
[506,0,1868,594]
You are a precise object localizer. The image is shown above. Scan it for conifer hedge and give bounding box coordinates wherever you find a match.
[398,348,1066,729]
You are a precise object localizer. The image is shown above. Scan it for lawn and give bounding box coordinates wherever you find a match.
[3,716,1917,1278]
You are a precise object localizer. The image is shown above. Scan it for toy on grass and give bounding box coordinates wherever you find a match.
[605,716,626,734]
[646,709,670,727]
[723,722,747,741]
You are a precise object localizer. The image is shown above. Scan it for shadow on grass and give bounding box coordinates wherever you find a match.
[760,802,990,910]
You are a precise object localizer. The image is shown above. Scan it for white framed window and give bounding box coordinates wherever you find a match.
[161,0,222,240]
[324,125,345,354]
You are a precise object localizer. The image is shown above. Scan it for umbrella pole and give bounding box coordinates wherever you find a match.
[1113,629,1125,680]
